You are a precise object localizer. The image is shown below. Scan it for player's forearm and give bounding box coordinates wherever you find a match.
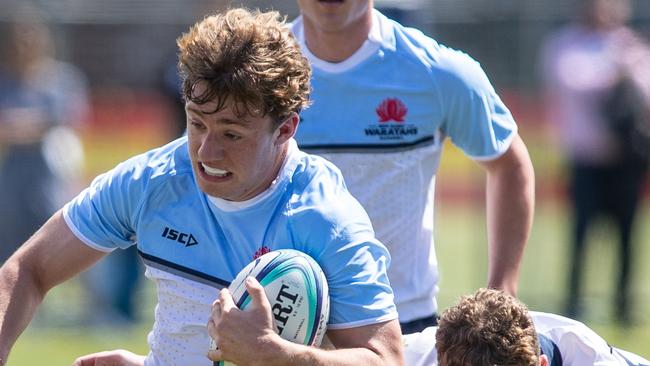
[484,136,535,295]
[0,256,48,362]
[266,338,403,366]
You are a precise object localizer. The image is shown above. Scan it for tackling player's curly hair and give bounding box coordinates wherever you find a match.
[436,288,540,366]
[177,8,311,128]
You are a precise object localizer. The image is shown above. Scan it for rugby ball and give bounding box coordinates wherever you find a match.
[213,249,330,364]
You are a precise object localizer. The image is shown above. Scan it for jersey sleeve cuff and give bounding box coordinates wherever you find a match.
[326,312,399,330]
[465,129,517,162]
[62,205,116,253]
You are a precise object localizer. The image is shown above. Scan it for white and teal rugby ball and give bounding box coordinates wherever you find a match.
[214,249,330,365]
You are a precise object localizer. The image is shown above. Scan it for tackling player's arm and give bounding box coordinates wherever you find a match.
[268,321,404,366]
[207,277,404,366]
[0,210,108,362]
[72,349,146,366]
[478,133,535,296]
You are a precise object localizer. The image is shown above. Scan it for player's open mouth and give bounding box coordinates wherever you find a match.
[201,163,231,178]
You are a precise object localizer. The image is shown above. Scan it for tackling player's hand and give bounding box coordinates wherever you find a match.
[207,277,284,365]
[72,349,145,366]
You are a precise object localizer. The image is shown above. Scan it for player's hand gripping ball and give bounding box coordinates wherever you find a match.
[211,249,330,365]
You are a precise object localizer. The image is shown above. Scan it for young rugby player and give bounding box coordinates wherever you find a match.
[0,8,403,366]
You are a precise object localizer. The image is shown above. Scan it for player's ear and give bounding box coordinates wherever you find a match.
[539,354,549,366]
[274,112,298,145]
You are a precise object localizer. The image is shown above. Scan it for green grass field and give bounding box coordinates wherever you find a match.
[7,201,650,365]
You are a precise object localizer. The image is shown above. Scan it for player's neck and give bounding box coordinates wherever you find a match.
[302,17,371,63]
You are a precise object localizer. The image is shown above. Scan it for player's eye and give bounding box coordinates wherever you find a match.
[190,119,206,130]
[225,132,241,141]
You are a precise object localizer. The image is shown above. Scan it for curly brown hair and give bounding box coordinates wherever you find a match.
[436,288,540,366]
[177,8,311,128]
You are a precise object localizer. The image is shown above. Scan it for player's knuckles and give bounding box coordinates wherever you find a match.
[211,299,221,310]
[71,355,95,366]
[219,288,233,301]
[220,309,235,322]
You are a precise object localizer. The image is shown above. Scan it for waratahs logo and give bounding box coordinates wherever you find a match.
[253,246,271,260]
[365,98,417,140]
[376,98,407,123]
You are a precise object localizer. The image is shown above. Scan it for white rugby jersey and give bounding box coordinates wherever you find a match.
[532,312,650,366]
[63,138,397,366]
[402,311,650,365]
[292,10,517,322]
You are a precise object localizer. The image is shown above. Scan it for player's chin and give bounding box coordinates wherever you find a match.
[196,181,230,199]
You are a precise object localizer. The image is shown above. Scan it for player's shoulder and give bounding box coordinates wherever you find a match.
[531,311,588,328]
[289,149,347,204]
[531,312,631,365]
[374,10,441,67]
[104,136,193,186]
[378,10,483,78]
[287,148,371,228]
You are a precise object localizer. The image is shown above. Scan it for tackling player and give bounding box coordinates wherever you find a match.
[403,288,650,365]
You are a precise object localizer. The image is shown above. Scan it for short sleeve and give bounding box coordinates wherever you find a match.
[437,47,517,160]
[319,234,397,329]
[289,167,398,328]
[63,156,149,251]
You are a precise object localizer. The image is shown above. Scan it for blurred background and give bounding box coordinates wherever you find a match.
[1,0,649,364]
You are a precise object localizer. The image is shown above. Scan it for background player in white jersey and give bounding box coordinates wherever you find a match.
[0,8,404,366]
[291,0,536,334]
[402,288,650,366]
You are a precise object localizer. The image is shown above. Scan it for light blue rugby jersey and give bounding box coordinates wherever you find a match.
[292,10,517,322]
[63,138,396,365]
[294,10,515,155]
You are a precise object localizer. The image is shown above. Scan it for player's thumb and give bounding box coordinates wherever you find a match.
[245,276,269,311]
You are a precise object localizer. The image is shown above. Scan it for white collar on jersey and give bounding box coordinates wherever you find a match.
[206,139,298,212]
[293,9,388,74]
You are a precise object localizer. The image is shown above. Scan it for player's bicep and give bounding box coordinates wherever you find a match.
[15,210,108,292]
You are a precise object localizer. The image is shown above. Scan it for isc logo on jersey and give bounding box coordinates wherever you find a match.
[214,249,330,366]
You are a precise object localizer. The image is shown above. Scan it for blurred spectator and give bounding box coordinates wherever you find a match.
[0,12,88,264]
[541,0,650,324]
